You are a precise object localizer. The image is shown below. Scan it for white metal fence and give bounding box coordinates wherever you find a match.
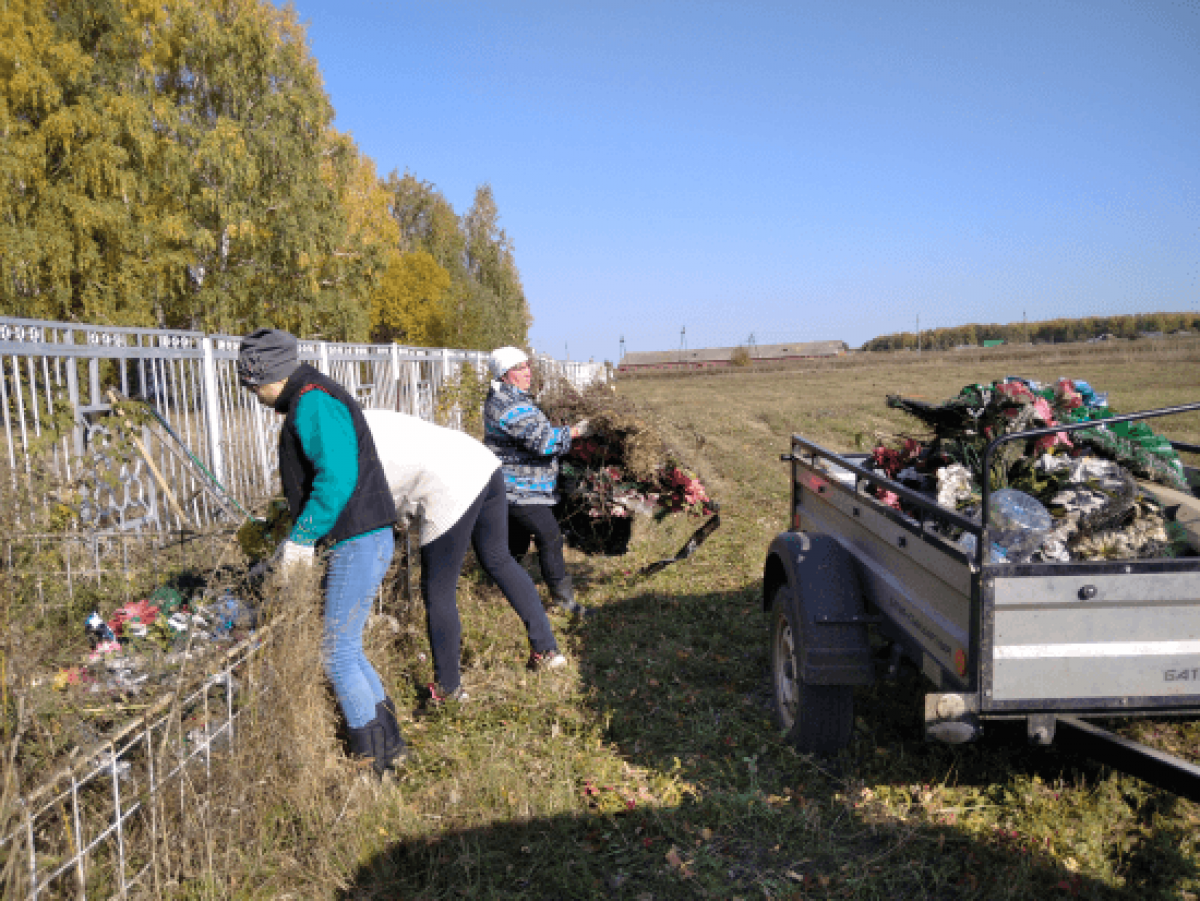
[0,316,607,899]
[0,316,606,538]
[5,608,257,898]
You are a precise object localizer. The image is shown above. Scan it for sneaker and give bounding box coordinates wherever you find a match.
[527,650,568,672]
[427,683,469,705]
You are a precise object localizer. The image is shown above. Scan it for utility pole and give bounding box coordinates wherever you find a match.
[1023,310,1028,345]
[917,315,921,355]
[679,326,687,364]
[619,335,625,363]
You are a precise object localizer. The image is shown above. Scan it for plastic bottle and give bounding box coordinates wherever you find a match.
[957,531,1011,563]
[84,611,118,647]
[988,489,1052,562]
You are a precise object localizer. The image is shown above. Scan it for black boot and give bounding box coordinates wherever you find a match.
[549,582,588,618]
[347,717,390,777]
[375,698,410,769]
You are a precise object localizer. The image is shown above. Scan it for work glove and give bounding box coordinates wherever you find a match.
[274,539,315,578]
[248,539,315,581]
[572,419,593,439]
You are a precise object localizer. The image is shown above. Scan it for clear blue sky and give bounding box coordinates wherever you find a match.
[281,0,1199,362]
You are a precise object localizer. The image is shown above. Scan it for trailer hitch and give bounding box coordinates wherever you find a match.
[1054,716,1200,804]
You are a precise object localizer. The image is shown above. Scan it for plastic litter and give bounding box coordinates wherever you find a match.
[149,586,185,615]
[988,489,1052,562]
[84,611,117,647]
[203,592,255,637]
[60,584,259,698]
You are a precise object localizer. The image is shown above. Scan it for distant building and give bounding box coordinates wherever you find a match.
[618,340,848,372]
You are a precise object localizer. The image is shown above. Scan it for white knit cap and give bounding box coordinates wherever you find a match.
[489,346,528,379]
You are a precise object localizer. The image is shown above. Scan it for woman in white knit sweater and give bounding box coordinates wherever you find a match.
[363,410,565,702]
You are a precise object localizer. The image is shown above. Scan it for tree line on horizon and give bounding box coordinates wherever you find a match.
[1,0,530,349]
[860,312,1200,352]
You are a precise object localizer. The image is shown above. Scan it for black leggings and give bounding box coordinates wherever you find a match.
[508,503,572,594]
[420,469,558,691]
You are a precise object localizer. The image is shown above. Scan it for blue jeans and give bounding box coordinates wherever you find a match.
[322,528,395,728]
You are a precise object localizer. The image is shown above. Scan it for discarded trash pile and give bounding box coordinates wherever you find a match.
[866,377,1196,563]
[50,582,256,696]
[537,379,719,556]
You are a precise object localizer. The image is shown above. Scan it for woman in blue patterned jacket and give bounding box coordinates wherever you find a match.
[483,347,590,617]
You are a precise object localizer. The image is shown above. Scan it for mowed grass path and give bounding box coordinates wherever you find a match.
[314,346,1200,900]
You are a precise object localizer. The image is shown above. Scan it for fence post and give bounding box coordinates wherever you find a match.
[200,337,226,488]
[318,341,331,376]
[439,348,452,409]
[65,329,83,458]
[88,357,101,408]
[389,345,401,412]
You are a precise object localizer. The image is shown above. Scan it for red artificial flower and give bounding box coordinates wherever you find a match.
[108,599,160,636]
[1032,397,1055,425]
[1035,431,1072,452]
[1054,379,1083,410]
[872,446,903,477]
[996,380,1033,401]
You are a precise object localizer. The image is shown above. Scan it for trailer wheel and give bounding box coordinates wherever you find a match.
[769,583,854,755]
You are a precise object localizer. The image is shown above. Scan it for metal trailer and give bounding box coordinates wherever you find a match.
[762,402,1200,800]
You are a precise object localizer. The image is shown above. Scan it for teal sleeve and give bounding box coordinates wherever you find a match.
[288,390,359,545]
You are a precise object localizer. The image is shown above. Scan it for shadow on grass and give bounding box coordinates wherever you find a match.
[339,582,1197,899]
[336,802,1134,900]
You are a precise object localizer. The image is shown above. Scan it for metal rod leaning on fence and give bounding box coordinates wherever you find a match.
[107,389,251,525]
[106,389,193,529]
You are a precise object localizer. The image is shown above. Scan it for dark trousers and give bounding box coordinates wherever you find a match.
[508,503,572,597]
[420,469,558,692]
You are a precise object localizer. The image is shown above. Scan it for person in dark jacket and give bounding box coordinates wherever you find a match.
[483,347,590,617]
[238,328,403,777]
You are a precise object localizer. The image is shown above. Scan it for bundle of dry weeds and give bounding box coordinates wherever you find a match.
[536,376,667,482]
[534,375,718,560]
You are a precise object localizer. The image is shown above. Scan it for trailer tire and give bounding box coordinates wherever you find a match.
[769,583,854,755]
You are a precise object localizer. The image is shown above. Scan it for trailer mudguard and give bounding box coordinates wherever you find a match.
[763,531,874,686]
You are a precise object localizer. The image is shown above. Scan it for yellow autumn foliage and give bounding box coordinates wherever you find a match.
[370,251,451,346]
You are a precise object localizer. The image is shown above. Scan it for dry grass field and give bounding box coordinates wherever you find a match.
[6,339,1200,899]
[327,340,1200,900]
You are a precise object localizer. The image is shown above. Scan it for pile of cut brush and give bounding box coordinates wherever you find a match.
[536,377,718,558]
[867,376,1198,563]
